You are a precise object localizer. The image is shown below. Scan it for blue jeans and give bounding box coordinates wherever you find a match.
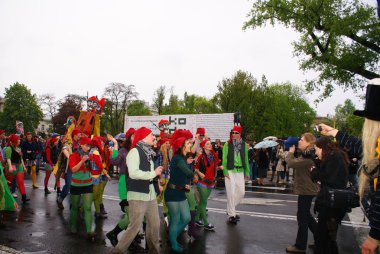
[59,170,72,201]
[295,195,317,250]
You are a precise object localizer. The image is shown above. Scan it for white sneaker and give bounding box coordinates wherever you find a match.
[164,216,169,227]
[12,193,18,198]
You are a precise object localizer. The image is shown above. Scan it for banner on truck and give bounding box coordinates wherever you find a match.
[124,113,234,142]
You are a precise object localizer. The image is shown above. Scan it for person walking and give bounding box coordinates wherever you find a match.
[44,137,60,194]
[195,139,220,231]
[21,132,38,188]
[111,127,163,254]
[222,126,250,224]
[68,136,95,239]
[5,134,29,204]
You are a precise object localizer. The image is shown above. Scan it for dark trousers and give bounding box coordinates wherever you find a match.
[315,208,345,254]
[295,195,317,250]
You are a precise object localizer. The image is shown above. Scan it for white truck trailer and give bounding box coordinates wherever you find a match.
[124,113,235,142]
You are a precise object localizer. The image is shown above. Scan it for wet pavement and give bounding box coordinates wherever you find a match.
[0,172,369,254]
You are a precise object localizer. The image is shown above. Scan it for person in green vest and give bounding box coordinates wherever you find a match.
[222,125,250,224]
[111,127,163,254]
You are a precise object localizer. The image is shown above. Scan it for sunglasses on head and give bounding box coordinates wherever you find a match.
[232,132,240,134]
[199,134,205,137]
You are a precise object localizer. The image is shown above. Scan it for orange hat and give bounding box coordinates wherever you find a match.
[131,127,152,148]
[79,136,92,146]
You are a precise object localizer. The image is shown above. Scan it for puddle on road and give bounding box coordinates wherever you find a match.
[30,232,45,237]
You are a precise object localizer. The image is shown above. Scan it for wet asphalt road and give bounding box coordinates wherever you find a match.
[0,172,368,254]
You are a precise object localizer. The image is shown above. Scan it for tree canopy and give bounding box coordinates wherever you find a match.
[244,0,380,99]
[334,99,364,137]
[102,83,138,134]
[52,94,85,134]
[127,100,152,116]
[0,82,43,134]
[214,71,316,140]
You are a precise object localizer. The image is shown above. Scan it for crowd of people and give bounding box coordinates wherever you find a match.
[0,78,380,254]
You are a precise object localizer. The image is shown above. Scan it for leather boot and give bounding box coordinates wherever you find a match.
[100,203,107,214]
[106,225,123,247]
[188,210,199,239]
[22,195,30,204]
[119,199,128,213]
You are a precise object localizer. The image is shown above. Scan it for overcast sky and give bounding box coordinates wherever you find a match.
[1,0,375,116]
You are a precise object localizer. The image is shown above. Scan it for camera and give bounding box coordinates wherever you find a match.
[314,125,322,132]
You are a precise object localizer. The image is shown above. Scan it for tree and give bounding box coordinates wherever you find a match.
[127,100,152,116]
[244,0,380,99]
[152,85,167,115]
[215,71,316,140]
[52,94,85,134]
[38,93,58,120]
[0,82,43,134]
[334,99,364,137]
[102,83,138,134]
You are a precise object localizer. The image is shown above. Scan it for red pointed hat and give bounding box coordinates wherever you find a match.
[8,134,20,146]
[91,136,103,151]
[158,119,169,126]
[72,129,81,137]
[200,139,209,148]
[79,136,92,146]
[196,128,205,135]
[125,128,136,138]
[172,137,186,154]
[131,127,152,148]
[232,126,243,134]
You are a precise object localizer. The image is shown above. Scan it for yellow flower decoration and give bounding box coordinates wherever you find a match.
[376,137,380,159]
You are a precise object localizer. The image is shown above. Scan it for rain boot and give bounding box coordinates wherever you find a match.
[22,194,30,204]
[31,167,38,188]
[188,210,199,239]
[106,225,123,247]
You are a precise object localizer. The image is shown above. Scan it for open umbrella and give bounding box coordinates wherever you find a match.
[254,140,278,149]
[114,133,126,141]
[263,136,278,141]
